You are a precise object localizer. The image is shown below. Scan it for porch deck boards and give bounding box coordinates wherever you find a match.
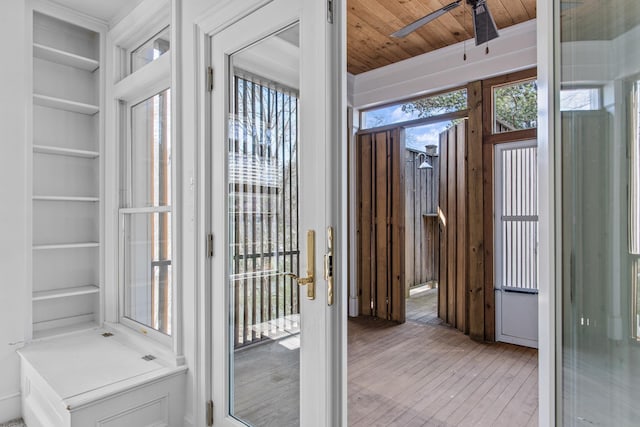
[349,289,538,427]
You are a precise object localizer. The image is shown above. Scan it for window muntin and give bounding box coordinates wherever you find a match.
[492,79,538,133]
[130,26,170,74]
[120,89,172,336]
[361,88,467,130]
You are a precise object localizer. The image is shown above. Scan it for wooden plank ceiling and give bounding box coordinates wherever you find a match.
[347,0,536,75]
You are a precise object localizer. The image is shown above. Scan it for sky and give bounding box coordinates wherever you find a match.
[363,104,452,153]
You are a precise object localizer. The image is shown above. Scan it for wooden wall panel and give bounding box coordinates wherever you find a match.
[357,128,405,323]
[437,119,484,336]
[455,123,468,333]
[438,131,448,320]
[358,134,372,316]
[375,132,389,319]
[391,130,406,321]
[467,80,486,342]
[446,126,457,326]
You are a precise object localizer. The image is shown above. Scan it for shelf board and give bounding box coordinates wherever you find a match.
[33,285,99,301]
[33,43,99,72]
[33,316,98,340]
[33,94,99,115]
[33,145,99,159]
[33,196,99,202]
[33,242,99,251]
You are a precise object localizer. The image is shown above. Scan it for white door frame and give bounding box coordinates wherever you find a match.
[193,0,346,426]
[536,0,558,425]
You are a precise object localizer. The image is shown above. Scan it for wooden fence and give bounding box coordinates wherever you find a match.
[405,149,439,291]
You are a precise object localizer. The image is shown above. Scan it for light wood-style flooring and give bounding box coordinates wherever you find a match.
[349,288,539,427]
[232,289,538,426]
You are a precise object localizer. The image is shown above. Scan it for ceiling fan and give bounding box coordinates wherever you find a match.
[391,0,499,46]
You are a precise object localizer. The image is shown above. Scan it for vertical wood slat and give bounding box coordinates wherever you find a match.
[391,129,406,322]
[438,131,449,320]
[446,126,457,326]
[358,134,373,316]
[375,132,389,319]
[483,142,495,341]
[405,151,416,294]
[455,122,468,333]
[356,128,406,322]
[467,80,485,342]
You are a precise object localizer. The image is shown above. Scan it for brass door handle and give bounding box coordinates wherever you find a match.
[281,230,315,300]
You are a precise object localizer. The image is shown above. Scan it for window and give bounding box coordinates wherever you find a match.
[492,79,538,133]
[130,26,171,73]
[560,87,601,111]
[109,8,173,341]
[361,88,467,130]
[121,89,172,335]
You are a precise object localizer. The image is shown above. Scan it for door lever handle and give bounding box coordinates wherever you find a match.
[281,230,315,300]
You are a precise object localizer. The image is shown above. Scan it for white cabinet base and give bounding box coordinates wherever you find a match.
[18,330,186,427]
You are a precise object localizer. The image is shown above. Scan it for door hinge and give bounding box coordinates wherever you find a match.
[206,400,214,426]
[207,233,214,257]
[327,0,334,24]
[207,66,214,92]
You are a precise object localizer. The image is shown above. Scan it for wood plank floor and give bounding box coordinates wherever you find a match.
[349,289,538,427]
[232,289,538,426]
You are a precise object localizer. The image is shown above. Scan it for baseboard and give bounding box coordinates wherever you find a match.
[0,393,21,424]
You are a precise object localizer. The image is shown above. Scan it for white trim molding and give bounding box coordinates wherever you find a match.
[0,392,21,423]
[536,0,558,425]
[351,19,537,109]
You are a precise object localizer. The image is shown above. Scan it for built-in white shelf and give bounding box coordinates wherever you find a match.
[33,144,99,159]
[32,316,98,340]
[33,94,99,115]
[33,242,100,251]
[33,285,99,301]
[33,196,99,202]
[33,43,99,72]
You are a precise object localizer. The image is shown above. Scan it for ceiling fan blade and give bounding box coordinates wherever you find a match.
[471,0,499,45]
[391,0,462,38]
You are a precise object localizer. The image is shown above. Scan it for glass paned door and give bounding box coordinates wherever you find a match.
[228,34,301,425]
[558,1,640,425]
[208,0,342,426]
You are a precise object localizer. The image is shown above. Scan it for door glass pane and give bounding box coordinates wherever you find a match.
[228,23,300,427]
[559,1,640,425]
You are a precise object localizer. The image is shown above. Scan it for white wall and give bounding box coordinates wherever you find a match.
[0,0,28,422]
[350,19,537,110]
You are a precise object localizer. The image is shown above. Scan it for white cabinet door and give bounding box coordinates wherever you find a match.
[209,0,343,425]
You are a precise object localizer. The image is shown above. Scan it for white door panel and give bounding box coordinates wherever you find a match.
[208,0,344,426]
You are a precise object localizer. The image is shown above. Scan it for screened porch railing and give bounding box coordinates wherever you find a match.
[229,72,300,348]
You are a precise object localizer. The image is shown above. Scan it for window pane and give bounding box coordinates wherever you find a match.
[361,89,467,129]
[405,120,458,154]
[130,89,171,207]
[493,80,537,133]
[559,0,640,424]
[123,211,172,335]
[130,26,170,73]
[560,88,600,111]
